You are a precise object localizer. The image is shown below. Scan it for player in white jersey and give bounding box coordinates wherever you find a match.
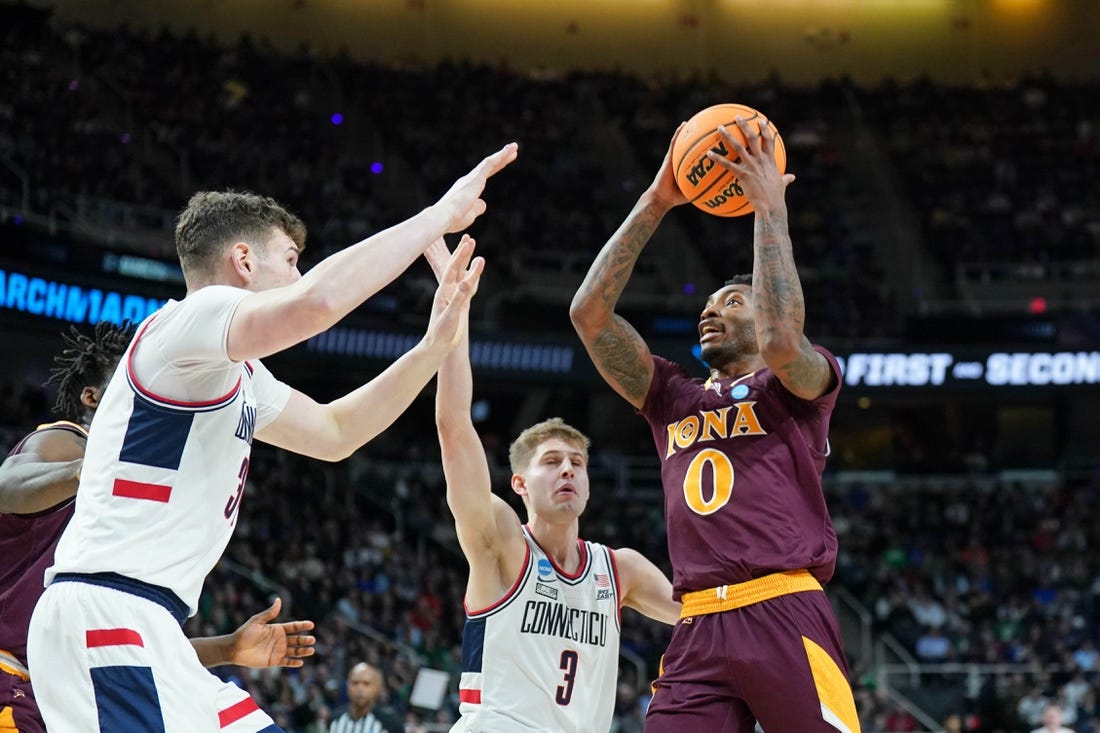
[0,322,315,733]
[26,143,518,732]
[427,239,680,733]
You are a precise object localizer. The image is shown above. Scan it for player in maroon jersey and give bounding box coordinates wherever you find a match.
[0,323,316,733]
[571,117,860,732]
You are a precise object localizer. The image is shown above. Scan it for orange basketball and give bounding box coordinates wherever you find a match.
[672,103,786,217]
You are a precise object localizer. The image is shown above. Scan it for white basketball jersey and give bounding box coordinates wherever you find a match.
[452,527,622,733]
[47,286,290,615]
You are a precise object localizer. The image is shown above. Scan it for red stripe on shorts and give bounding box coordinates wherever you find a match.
[459,689,482,704]
[219,697,259,727]
[86,628,144,648]
[112,478,173,502]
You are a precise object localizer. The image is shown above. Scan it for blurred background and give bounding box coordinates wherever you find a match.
[1,0,1098,730]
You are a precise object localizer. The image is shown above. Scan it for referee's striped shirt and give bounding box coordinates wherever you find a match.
[328,711,389,733]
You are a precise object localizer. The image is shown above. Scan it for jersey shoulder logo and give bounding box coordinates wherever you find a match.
[234,402,257,444]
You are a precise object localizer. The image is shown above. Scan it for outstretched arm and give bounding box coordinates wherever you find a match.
[615,548,680,625]
[256,239,485,461]
[709,119,832,400]
[0,429,84,515]
[429,237,524,607]
[570,128,686,409]
[191,597,316,668]
[227,143,518,363]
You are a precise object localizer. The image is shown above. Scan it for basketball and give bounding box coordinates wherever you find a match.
[672,103,786,217]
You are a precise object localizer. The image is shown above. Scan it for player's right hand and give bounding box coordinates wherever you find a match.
[424,235,482,353]
[424,235,453,284]
[434,143,519,233]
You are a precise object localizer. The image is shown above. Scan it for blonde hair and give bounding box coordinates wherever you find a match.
[508,418,590,474]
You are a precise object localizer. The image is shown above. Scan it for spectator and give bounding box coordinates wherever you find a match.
[1032,703,1076,733]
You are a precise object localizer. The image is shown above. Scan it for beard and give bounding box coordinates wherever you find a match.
[701,340,738,366]
[700,325,757,368]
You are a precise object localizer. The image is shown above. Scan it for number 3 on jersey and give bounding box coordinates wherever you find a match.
[682,448,734,515]
[223,457,250,523]
[556,650,578,705]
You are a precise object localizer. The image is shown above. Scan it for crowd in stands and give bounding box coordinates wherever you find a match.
[857,77,1100,285]
[6,5,1097,337]
[831,475,1100,732]
[4,2,906,341]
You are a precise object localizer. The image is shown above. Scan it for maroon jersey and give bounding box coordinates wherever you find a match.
[0,422,85,666]
[639,348,841,598]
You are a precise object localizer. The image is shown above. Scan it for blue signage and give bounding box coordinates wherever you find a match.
[0,268,165,326]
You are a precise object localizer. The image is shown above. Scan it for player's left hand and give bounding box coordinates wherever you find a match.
[229,597,316,669]
[708,116,795,214]
[647,123,689,211]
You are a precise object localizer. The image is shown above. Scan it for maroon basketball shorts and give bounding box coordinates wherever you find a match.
[1,658,44,733]
[646,570,861,733]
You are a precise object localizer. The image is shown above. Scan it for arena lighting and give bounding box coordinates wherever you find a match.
[0,268,165,325]
[308,327,575,375]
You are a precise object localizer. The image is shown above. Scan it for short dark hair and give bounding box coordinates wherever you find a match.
[175,191,306,278]
[725,274,753,287]
[47,321,136,422]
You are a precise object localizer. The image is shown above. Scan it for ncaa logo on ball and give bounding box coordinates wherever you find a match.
[683,138,731,190]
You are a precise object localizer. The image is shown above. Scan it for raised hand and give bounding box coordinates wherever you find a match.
[434,143,519,233]
[648,122,689,210]
[424,235,456,284]
[424,235,483,352]
[707,116,795,213]
[229,597,316,669]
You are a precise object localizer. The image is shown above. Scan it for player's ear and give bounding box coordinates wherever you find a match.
[510,474,528,498]
[81,386,101,410]
[229,241,255,283]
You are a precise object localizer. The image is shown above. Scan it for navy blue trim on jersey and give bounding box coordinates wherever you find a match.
[118,395,195,470]
[90,665,166,732]
[124,315,243,412]
[460,617,486,674]
[125,371,242,416]
[257,725,284,733]
[52,572,188,624]
[465,542,533,619]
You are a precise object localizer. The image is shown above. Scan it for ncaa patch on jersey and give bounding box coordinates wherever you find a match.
[730,384,750,400]
[537,558,555,581]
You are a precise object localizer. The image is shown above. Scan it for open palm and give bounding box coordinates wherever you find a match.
[230,597,316,669]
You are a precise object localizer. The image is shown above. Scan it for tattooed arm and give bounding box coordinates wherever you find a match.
[570,127,688,409]
[710,118,833,400]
